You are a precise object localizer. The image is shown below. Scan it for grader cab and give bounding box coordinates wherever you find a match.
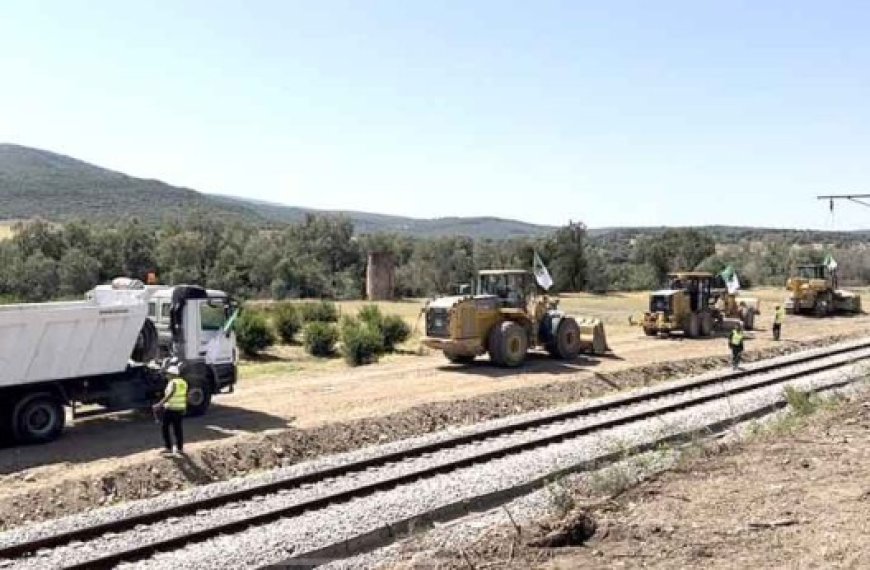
[639,272,759,338]
[421,270,608,367]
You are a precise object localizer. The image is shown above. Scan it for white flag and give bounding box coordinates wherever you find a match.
[533,251,554,290]
[720,265,740,294]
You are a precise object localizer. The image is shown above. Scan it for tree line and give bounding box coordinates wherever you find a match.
[0,216,865,303]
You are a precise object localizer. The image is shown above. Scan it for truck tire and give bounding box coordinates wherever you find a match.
[743,311,755,330]
[11,392,65,444]
[183,365,214,417]
[489,321,527,367]
[185,379,213,417]
[550,317,581,360]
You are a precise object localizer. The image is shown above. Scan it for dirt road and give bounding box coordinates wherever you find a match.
[0,312,867,528]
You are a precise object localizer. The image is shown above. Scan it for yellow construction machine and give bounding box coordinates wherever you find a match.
[635,272,760,338]
[784,263,861,316]
[421,269,608,367]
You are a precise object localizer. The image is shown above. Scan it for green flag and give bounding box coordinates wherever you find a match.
[823,254,838,271]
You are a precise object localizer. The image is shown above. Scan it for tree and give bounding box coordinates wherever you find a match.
[547,221,587,291]
[636,229,716,284]
[59,248,102,295]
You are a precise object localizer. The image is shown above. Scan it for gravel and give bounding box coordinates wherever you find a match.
[3,339,868,569]
[137,356,870,568]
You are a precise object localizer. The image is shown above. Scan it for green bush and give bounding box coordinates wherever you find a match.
[340,317,384,366]
[357,304,383,327]
[381,314,411,352]
[272,302,301,344]
[303,321,339,357]
[235,309,276,356]
[299,301,339,323]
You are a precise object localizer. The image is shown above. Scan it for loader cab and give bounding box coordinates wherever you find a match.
[796,265,826,280]
[476,270,534,309]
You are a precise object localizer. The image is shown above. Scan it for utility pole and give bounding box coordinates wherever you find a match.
[817,194,870,211]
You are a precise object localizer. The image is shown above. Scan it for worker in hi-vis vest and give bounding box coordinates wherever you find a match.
[773,305,786,341]
[729,323,745,370]
[153,376,188,455]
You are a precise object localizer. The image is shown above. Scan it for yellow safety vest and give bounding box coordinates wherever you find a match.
[775,308,785,324]
[165,378,188,412]
[730,330,744,346]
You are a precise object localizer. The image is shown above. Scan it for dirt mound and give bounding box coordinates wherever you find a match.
[0,333,860,530]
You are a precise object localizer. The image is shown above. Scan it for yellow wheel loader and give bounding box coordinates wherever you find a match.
[421,270,608,367]
[635,272,760,338]
[784,264,861,316]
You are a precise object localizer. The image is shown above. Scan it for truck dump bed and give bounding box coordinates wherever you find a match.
[0,287,148,388]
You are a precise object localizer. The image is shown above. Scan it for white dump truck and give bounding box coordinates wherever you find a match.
[0,278,239,444]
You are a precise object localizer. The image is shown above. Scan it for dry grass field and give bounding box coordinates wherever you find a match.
[241,286,870,381]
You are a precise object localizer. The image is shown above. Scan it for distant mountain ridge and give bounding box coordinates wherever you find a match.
[0,144,555,238]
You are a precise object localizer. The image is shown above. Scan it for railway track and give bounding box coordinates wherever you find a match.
[3,339,870,569]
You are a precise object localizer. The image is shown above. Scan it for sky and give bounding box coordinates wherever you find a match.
[1,1,869,230]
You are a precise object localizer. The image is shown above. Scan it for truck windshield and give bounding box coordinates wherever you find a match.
[200,301,227,331]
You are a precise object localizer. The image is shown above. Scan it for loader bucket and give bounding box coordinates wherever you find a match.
[576,317,609,355]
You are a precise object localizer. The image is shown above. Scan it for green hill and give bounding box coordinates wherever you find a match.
[0,144,555,238]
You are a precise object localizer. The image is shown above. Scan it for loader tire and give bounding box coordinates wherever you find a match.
[643,327,658,337]
[684,314,701,339]
[700,313,714,337]
[548,317,581,360]
[489,321,527,368]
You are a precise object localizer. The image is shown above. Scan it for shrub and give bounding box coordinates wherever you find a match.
[381,314,411,352]
[357,304,384,327]
[235,309,276,356]
[303,321,339,357]
[272,302,301,344]
[299,301,339,323]
[340,317,384,366]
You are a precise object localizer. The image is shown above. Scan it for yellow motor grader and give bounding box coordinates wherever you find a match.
[421,269,608,367]
[784,264,861,316]
[635,272,760,338]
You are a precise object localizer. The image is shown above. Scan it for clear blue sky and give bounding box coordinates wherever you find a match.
[2,1,869,229]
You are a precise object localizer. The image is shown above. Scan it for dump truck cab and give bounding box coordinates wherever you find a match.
[422,269,608,367]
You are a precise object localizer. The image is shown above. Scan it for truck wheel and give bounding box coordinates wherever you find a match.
[551,318,581,360]
[743,311,755,330]
[12,393,65,444]
[445,352,475,364]
[185,380,213,417]
[489,321,527,367]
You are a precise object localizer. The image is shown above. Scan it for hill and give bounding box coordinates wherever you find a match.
[0,144,555,238]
